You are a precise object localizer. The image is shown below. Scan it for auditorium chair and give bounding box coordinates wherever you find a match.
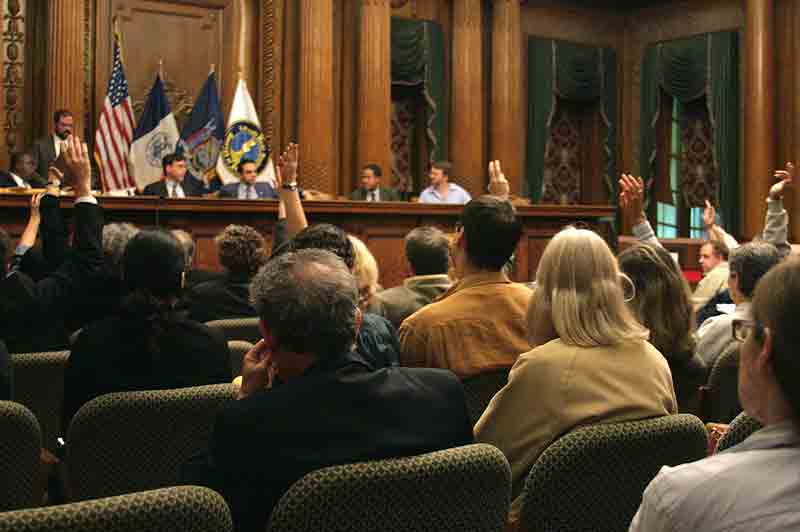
[699,343,741,423]
[519,414,707,532]
[10,350,70,451]
[0,402,41,511]
[462,368,511,425]
[205,317,261,343]
[0,486,232,532]
[65,383,237,501]
[268,444,511,532]
[227,340,254,376]
[716,412,763,453]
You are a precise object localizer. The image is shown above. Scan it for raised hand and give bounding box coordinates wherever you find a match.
[30,192,43,220]
[276,143,299,189]
[488,160,510,199]
[618,173,646,224]
[771,162,794,200]
[703,200,717,228]
[63,135,91,196]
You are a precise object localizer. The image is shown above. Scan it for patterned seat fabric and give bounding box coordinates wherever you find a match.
[268,444,511,532]
[227,341,254,377]
[716,412,763,453]
[66,383,237,501]
[520,414,708,532]
[0,486,232,532]
[0,401,41,511]
[702,343,741,423]
[462,368,510,425]
[205,318,261,343]
[11,351,70,451]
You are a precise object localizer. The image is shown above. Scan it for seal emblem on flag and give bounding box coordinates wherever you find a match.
[146,132,173,167]
[221,121,268,173]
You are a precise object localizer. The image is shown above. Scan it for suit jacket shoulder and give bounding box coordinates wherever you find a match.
[142,181,166,196]
[380,187,401,201]
[218,183,237,198]
[349,188,366,200]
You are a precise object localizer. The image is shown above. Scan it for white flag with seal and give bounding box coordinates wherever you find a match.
[129,75,180,189]
[216,79,276,186]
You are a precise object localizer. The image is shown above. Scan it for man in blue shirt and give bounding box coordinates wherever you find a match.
[419,161,471,204]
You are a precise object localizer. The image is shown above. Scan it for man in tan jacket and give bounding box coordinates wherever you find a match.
[398,195,532,378]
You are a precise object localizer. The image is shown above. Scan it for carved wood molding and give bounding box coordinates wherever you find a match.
[3,0,25,155]
[262,0,278,155]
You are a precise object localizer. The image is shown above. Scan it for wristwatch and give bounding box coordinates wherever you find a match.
[282,182,298,191]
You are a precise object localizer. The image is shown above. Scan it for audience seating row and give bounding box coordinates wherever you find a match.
[1,386,718,531]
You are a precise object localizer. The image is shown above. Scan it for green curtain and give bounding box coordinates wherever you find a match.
[640,44,661,206]
[710,31,740,236]
[390,18,447,162]
[526,38,554,202]
[526,39,617,201]
[555,42,602,103]
[603,48,618,201]
[639,32,740,234]
[660,36,709,102]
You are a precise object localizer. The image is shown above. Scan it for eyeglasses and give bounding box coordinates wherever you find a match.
[732,319,761,342]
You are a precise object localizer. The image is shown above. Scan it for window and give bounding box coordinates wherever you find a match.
[653,94,709,239]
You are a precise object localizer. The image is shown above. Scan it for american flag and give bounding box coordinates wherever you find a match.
[94,31,136,192]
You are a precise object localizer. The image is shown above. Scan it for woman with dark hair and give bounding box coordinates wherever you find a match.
[618,243,707,414]
[62,230,231,427]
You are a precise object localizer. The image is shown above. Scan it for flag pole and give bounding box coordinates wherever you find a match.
[158,58,164,80]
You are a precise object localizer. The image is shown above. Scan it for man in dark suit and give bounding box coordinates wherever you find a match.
[218,159,277,199]
[348,164,401,202]
[31,109,73,181]
[0,136,104,353]
[181,249,473,532]
[141,153,205,197]
[0,151,47,188]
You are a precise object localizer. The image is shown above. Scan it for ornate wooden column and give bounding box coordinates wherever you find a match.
[1,0,26,168]
[491,0,523,195]
[45,0,86,139]
[298,0,336,194]
[451,0,485,196]
[357,0,392,185]
[744,0,776,238]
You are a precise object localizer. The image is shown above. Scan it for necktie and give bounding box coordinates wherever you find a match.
[248,185,256,200]
[368,191,375,202]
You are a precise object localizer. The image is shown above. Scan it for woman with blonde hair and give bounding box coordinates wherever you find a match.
[475,227,677,523]
[348,234,380,310]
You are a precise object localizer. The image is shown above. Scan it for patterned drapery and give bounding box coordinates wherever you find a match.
[541,101,582,204]
[680,99,716,207]
[390,99,415,188]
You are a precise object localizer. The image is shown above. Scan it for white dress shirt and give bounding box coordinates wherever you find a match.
[167,180,185,198]
[367,189,380,202]
[237,182,258,200]
[630,421,800,532]
[9,172,28,188]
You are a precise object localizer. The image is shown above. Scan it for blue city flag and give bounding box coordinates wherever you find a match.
[179,72,225,182]
[129,75,180,189]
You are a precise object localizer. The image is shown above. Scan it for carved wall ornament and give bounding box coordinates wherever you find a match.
[2,0,24,153]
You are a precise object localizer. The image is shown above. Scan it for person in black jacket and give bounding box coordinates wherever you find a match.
[181,249,473,532]
[184,225,266,323]
[62,230,232,428]
[0,136,104,353]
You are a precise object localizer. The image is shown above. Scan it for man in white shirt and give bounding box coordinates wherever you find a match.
[418,161,472,205]
[630,258,800,532]
[694,241,780,366]
[0,151,47,188]
[30,109,73,180]
[217,159,278,200]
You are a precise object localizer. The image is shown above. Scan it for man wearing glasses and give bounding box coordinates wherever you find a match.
[631,258,800,531]
[694,241,781,367]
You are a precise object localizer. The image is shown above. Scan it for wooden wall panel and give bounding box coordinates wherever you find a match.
[94,0,260,133]
[776,0,800,241]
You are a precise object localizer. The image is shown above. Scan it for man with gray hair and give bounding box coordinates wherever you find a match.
[367,226,452,328]
[695,241,781,366]
[171,228,222,288]
[182,249,473,532]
